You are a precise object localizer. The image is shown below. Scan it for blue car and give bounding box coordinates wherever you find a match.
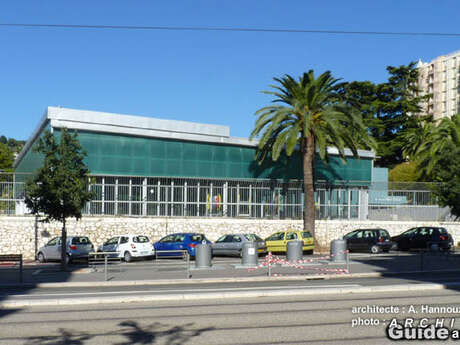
[154,233,211,258]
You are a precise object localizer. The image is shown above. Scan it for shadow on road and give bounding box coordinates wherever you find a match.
[20,320,214,345]
[349,250,460,291]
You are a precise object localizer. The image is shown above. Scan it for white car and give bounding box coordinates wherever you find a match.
[98,235,155,262]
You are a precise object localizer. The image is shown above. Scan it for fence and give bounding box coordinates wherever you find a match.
[0,173,455,221]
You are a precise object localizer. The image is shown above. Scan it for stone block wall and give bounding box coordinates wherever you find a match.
[1,216,460,260]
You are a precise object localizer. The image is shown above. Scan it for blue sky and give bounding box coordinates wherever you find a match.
[1,1,460,141]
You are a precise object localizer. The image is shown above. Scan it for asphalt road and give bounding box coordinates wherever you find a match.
[1,290,460,344]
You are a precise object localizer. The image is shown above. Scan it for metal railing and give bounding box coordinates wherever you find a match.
[0,173,455,221]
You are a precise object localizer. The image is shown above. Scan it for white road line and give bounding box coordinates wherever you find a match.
[4,284,362,298]
[31,269,42,276]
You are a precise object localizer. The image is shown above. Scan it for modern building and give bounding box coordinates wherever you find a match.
[417,50,460,120]
[14,106,376,220]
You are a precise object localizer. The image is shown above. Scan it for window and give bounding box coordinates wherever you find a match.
[71,237,91,245]
[47,237,60,246]
[232,235,242,243]
[379,230,390,239]
[191,234,205,242]
[173,235,185,242]
[160,235,175,243]
[216,235,227,243]
[244,234,263,242]
[266,232,284,241]
[286,232,298,240]
[105,237,119,245]
[364,231,376,238]
[345,231,363,239]
[301,232,312,239]
[120,237,129,244]
[402,228,417,237]
[133,236,150,243]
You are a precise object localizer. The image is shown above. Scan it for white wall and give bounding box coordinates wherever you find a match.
[1,216,459,260]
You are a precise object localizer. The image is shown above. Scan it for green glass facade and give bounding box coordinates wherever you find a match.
[16,128,373,183]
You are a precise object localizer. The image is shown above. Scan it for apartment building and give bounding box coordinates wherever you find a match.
[417,50,460,120]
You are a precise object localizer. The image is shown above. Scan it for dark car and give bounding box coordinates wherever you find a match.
[391,227,453,252]
[343,229,394,254]
[154,233,211,258]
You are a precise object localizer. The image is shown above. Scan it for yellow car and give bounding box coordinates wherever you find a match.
[265,230,314,254]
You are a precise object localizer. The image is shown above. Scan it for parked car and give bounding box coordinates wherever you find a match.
[37,236,94,264]
[391,227,453,252]
[98,234,155,262]
[343,228,394,254]
[154,233,211,258]
[265,230,314,254]
[212,234,266,257]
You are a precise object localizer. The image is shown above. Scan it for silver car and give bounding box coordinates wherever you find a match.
[212,234,266,257]
[37,236,94,264]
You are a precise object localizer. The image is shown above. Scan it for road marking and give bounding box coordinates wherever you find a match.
[32,269,43,276]
[4,284,362,298]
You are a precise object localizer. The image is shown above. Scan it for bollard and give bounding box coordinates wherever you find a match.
[242,242,258,267]
[331,239,347,263]
[286,241,303,262]
[195,243,212,268]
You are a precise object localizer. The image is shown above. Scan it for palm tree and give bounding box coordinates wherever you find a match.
[414,114,460,179]
[251,70,374,251]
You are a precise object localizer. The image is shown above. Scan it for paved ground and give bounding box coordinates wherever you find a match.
[1,251,459,286]
[2,290,460,344]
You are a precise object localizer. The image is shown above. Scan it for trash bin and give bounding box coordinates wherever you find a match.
[287,240,303,261]
[330,239,347,262]
[242,242,258,266]
[195,243,212,268]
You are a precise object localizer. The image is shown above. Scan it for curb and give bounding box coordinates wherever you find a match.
[2,282,460,308]
[2,268,460,289]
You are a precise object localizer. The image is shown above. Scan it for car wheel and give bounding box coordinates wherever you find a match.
[124,251,132,263]
[37,252,46,263]
[370,245,380,254]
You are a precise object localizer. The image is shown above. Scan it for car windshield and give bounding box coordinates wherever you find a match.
[71,237,91,245]
[133,236,150,243]
[244,234,263,241]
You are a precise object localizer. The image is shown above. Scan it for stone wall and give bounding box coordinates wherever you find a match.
[1,216,460,260]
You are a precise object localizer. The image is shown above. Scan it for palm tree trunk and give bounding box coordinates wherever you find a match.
[303,134,317,252]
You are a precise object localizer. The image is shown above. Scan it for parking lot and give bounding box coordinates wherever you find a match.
[1,250,460,286]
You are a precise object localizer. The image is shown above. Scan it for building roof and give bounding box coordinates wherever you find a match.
[14,106,375,169]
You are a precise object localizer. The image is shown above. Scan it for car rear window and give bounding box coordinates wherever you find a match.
[133,236,150,243]
[71,237,91,245]
[191,234,206,242]
[379,230,390,238]
[302,232,312,239]
[244,234,263,242]
[438,228,448,235]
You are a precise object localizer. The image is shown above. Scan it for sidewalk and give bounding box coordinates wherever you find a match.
[1,252,460,287]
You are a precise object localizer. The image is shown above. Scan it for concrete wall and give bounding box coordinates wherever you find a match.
[1,216,460,260]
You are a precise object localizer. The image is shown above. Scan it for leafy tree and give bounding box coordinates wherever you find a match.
[24,128,93,270]
[0,143,14,172]
[341,62,428,168]
[0,136,7,144]
[251,70,374,250]
[430,146,460,219]
[389,162,418,182]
